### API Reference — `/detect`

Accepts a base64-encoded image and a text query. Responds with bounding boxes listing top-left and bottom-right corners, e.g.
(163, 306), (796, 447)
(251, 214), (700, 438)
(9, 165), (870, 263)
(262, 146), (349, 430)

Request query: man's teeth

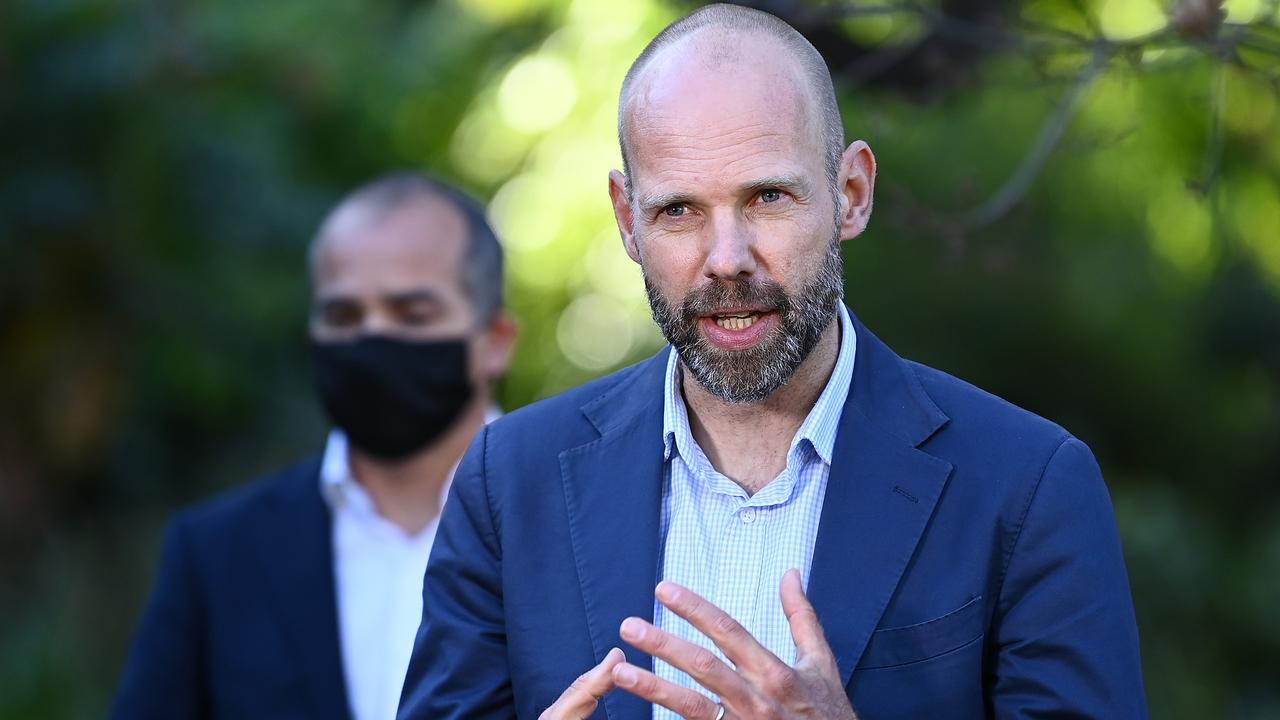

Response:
(714, 313), (759, 330)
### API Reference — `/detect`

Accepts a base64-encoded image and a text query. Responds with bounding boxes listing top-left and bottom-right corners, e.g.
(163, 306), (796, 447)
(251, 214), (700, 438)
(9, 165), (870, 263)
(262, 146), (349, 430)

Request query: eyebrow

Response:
(313, 295), (356, 313)
(638, 191), (697, 217)
(637, 174), (813, 216)
(383, 289), (443, 305)
(740, 174), (811, 198)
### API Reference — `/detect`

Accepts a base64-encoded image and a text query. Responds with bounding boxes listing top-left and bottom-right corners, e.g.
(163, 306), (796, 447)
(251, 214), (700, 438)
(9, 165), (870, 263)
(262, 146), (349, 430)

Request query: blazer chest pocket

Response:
(858, 595), (984, 670)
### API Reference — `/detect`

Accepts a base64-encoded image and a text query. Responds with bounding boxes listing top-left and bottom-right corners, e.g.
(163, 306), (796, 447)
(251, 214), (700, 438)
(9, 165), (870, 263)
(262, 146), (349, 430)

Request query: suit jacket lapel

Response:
(808, 313), (954, 684)
(561, 354), (668, 720)
(259, 461), (351, 719)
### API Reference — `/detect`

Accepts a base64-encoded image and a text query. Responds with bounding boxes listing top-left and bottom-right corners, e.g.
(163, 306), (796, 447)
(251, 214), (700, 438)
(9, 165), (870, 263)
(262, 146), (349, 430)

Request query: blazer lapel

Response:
(808, 314), (954, 684)
(259, 461), (351, 719)
(560, 354), (668, 720)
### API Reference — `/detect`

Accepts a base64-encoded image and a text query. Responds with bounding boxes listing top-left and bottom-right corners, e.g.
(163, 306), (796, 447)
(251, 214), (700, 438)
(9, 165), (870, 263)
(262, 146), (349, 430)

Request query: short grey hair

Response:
(310, 171), (505, 324)
(617, 3), (845, 194)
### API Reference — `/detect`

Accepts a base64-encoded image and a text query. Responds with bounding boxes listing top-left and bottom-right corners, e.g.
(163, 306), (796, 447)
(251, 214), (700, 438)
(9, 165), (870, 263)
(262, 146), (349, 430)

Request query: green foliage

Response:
(2, 0), (1278, 717)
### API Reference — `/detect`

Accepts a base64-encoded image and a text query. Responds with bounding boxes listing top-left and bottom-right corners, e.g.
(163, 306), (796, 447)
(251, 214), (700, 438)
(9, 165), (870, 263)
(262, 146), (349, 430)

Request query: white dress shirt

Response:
(320, 409), (498, 720)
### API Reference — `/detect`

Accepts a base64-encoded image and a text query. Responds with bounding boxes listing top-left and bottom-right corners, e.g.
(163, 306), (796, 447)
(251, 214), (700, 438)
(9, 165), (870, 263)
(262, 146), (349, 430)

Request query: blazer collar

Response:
(579, 352), (668, 437)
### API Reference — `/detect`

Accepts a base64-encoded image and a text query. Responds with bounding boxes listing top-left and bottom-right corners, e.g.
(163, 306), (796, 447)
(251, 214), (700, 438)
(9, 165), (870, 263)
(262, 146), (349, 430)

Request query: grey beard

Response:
(644, 241), (845, 404)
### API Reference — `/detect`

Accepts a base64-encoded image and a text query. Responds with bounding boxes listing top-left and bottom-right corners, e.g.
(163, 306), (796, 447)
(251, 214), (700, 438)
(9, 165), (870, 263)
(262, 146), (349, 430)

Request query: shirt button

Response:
(740, 507), (757, 524)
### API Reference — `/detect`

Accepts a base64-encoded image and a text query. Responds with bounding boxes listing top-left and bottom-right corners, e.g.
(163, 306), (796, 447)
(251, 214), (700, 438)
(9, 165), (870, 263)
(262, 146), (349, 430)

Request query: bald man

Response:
(112, 172), (516, 720)
(399, 6), (1146, 720)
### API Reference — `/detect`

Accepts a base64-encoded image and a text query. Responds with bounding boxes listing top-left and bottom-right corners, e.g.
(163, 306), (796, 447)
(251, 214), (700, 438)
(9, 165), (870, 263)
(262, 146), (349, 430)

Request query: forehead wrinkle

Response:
(634, 114), (796, 161)
(642, 130), (792, 166)
(636, 130), (802, 191)
(719, 151), (802, 181)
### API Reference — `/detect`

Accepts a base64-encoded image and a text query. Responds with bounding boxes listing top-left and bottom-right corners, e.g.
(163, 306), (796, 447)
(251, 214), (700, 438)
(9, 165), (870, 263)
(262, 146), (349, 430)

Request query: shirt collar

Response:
(320, 429), (367, 512)
(662, 303), (857, 467)
(320, 406), (502, 520)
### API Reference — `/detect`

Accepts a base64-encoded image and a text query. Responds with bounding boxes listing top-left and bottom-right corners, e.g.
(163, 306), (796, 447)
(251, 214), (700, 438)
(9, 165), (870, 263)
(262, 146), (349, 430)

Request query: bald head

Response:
(617, 4), (844, 194)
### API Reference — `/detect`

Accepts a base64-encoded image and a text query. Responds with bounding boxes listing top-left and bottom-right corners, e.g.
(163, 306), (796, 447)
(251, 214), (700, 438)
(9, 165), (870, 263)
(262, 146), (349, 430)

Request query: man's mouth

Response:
(693, 306), (780, 351)
(712, 311), (762, 331)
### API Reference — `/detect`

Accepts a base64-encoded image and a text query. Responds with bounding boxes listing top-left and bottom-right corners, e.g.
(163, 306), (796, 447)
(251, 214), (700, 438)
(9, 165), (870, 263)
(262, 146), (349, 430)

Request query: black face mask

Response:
(312, 336), (474, 462)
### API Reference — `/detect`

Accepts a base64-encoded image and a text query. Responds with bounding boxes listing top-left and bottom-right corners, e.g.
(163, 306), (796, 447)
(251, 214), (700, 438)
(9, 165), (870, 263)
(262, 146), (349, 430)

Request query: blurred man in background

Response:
(111, 172), (515, 720)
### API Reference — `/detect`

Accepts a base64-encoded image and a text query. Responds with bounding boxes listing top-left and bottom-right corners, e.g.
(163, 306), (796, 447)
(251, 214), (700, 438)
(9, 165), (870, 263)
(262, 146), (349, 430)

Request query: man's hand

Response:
(538, 647), (625, 720)
(610, 569), (858, 720)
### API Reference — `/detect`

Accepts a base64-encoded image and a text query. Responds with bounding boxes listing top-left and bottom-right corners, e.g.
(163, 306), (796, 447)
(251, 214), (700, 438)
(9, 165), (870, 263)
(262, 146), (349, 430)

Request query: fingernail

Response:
(620, 617), (645, 641)
(656, 582), (681, 603)
(615, 665), (637, 686)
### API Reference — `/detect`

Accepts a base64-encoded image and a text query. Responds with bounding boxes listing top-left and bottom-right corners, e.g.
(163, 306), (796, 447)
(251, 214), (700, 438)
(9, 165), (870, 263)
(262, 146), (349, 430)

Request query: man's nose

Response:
(360, 311), (398, 336)
(701, 210), (758, 281)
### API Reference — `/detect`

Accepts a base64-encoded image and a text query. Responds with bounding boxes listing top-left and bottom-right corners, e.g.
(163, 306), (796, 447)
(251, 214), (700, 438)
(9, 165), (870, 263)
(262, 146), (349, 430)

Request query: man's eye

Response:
(391, 299), (442, 326)
(321, 305), (361, 327)
(400, 308), (437, 326)
(760, 189), (782, 203)
(663, 204), (687, 218)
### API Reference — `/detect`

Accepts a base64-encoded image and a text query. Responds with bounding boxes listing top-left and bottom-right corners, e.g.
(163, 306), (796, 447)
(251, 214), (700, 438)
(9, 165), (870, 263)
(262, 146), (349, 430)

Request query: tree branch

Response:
(957, 47), (1109, 230)
(718, 0), (1280, 235)
(1189, 62), (1228, 195)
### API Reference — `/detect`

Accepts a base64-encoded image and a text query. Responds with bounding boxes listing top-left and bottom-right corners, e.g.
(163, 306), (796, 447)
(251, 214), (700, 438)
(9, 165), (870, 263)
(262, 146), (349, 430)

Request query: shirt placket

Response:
(655, 458), (710, 705)
(706, 479), (766, 667)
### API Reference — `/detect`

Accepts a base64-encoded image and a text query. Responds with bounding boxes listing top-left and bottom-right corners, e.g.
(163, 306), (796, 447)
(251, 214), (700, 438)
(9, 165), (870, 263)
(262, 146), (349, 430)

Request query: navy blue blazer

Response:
(112, 460), (352, 720)
(399, 312), (1147, 719)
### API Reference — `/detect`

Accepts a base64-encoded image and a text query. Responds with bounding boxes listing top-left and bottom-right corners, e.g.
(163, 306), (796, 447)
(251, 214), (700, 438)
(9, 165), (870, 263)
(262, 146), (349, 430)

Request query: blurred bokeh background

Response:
(2, 0), (1278, 717)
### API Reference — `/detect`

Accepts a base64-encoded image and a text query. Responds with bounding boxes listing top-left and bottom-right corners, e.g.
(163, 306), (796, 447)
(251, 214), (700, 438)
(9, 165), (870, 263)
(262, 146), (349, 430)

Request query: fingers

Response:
(539, 647), (624, 720)
(655, 581), (781, 674)
(612, 662), (724, 720)
(780, 569), (833, 665)
(619, 617), (752, 703)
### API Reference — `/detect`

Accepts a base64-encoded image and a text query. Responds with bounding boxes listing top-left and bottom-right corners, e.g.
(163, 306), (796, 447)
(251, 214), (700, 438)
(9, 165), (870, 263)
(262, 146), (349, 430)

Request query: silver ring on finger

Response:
(713, 705), (725, 720)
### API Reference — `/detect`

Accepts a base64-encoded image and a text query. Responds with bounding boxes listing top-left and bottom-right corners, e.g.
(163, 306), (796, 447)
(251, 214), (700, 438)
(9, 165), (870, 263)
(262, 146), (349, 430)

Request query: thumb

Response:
(540, 647), (624, 720)
(781, 569), (833, 663)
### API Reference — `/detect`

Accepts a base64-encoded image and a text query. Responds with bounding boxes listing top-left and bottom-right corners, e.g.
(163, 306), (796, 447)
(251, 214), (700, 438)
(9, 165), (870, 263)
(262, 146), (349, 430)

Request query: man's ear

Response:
(836, 140), (876, 241)
(479, 310), (518, 381)
(609, 169), (641, 264)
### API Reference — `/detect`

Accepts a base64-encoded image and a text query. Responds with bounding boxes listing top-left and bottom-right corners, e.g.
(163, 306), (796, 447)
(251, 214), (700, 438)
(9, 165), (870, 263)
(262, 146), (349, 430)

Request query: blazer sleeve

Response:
(398, 425), (514, 719)
(110, 516), (208, 720)
(989, 437), (1148, 718)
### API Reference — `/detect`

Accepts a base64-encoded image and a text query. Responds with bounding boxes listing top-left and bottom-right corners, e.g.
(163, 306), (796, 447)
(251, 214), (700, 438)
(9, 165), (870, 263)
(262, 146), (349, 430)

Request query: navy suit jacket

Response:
(399, 312), (1147, 719)
(112, 460), (352, 720)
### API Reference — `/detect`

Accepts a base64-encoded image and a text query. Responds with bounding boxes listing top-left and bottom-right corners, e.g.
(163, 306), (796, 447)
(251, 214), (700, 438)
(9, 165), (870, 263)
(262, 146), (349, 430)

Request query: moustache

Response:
(678, 279), (792, 321)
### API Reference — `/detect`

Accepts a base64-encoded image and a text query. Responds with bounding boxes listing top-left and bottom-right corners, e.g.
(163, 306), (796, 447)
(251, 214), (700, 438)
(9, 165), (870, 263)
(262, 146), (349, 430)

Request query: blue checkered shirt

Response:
(653, 304), (857, 718)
